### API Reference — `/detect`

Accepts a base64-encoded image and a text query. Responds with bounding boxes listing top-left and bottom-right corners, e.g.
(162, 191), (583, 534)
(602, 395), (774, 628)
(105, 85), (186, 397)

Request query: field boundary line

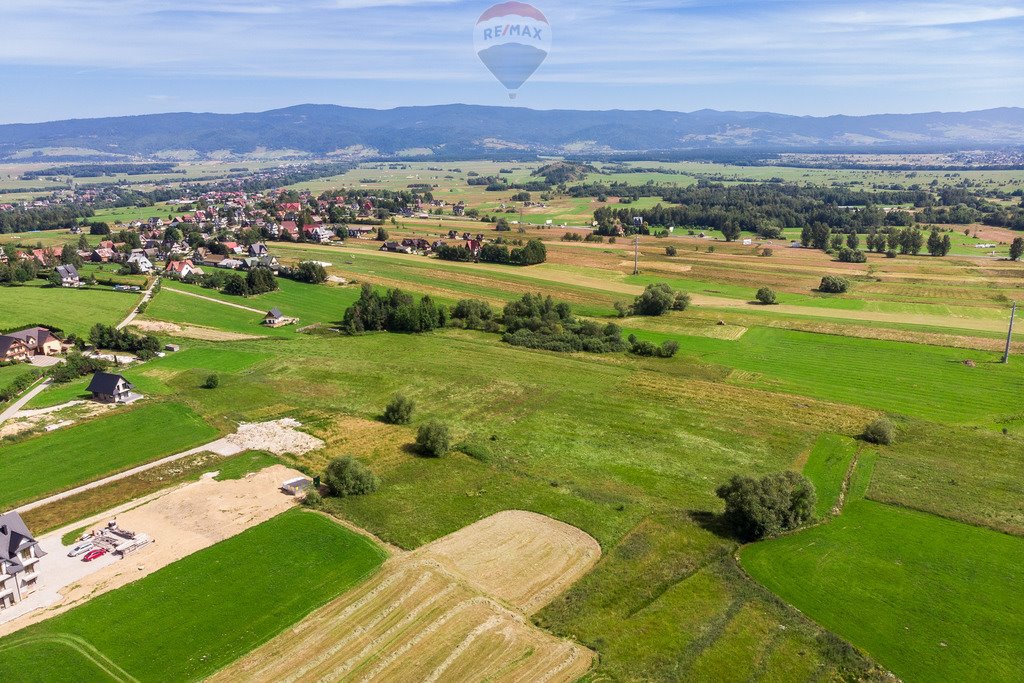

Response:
(161, 286), (265, 314)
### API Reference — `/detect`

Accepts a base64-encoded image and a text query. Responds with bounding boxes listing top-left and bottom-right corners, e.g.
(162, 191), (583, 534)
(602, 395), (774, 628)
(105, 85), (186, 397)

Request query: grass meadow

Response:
(0, 510), (386, 682)
(0, 401), (217, 510)
(741, 499), (1024, 682)
(0, 280), (140, 335)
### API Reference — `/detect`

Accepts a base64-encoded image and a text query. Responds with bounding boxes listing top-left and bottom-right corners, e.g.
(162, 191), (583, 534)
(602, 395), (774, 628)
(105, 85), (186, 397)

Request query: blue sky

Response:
(0, 0), (1022, 123)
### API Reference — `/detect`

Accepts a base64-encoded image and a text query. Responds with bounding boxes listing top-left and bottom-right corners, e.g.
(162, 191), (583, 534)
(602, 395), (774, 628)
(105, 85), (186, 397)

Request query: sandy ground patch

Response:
(212, 511), (600, 683)
(0, 465), (303, 637)
(418, 510), (601, 615)
(130, 319), (265, 341)
(0, 401), (114, 439)
(221, 418), (325, 455)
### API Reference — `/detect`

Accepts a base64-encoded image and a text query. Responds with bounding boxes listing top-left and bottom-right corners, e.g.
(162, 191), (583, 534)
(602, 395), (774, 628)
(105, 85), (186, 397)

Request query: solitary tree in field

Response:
(863, 417), (895, 445)
(1011, 237), (1024, 262)
(756, 287), (778, 305)
(383, 393), (415, 425)
(716, 472), (817, 540)
(324, 457), (379, 497)
(416, 421), (452, 457)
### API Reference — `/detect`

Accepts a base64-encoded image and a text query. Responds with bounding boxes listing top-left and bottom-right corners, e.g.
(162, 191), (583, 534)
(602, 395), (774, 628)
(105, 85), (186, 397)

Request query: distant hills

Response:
(1, 104), (1023, 162)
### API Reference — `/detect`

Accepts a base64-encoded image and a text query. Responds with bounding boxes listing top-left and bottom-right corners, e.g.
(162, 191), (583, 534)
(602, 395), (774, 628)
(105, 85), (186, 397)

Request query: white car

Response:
(67, 541), (95, 557)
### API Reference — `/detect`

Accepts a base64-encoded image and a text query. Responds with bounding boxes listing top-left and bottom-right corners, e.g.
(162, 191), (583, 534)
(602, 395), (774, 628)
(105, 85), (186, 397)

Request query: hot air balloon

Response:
(473, 2), (551, 100)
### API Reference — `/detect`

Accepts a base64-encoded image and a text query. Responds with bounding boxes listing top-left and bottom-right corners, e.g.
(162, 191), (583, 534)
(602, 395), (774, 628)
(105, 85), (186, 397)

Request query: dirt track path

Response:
(116, 277), (160, 331)
(162, 287), (265, 313)
(0, 379), (52, 425)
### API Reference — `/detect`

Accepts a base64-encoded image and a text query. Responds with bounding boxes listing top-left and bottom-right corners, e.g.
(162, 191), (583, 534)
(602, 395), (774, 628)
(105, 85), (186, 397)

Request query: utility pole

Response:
(1004, 301), (1017, 364)
(633, 235), (640, 275)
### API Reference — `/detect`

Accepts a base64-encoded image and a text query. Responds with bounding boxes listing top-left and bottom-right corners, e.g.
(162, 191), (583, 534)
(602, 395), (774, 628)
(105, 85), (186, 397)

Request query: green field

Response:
(0, 402), (217, 509)
(741, 499), (1024, 682)
(2, 157), (1023, 682)
(0, 510), (386, 682)
(0, 281), (140, 335)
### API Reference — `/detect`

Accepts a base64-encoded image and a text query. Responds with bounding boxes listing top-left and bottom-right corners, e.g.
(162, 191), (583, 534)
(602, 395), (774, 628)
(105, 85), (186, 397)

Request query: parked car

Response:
(82, 548), (108, 562)
(68, 541), (95, 557)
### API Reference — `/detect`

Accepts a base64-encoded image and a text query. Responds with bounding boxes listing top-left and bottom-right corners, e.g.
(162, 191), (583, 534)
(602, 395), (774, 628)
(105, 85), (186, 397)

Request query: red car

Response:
(82, 548), (108, 562)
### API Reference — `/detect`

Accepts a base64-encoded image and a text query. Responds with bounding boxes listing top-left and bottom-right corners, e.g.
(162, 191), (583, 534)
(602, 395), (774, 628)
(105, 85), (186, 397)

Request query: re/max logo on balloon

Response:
(480, 24), (544, 42)
(473, 2), (552, 100)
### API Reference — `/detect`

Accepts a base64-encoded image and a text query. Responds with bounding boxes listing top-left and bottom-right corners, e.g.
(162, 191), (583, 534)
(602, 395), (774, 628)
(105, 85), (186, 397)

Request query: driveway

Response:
(0, 379), (52, 425)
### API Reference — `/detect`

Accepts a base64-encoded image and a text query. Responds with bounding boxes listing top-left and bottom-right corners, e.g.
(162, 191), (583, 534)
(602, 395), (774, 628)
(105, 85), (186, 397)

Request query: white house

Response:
(0, 512), (46, 611)
(127, 253), (154, 273)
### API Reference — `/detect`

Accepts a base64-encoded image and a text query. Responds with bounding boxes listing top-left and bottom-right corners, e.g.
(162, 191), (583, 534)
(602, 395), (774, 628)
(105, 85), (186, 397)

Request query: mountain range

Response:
(1, 104), (1023, 162)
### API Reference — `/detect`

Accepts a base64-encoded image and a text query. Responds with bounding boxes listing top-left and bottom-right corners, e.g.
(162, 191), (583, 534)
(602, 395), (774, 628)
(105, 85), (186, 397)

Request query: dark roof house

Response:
(87, 372), (138, 404)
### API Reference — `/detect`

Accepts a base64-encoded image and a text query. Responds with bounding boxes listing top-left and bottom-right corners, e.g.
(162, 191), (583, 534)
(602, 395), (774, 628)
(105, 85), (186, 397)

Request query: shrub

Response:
(837, 247), (867, 263)
(631, 283), (691, 316)
(302, 487), (323, 508)
(324, 456), (379, 497)
(383, 393), (415, 425)
(202, 374), (220, 389)
(416, 420), (452, 457)
(818, 275), (851, 294)
(756, 287), (777, 305)
(665, 245), (678, 256)
(716, 471), (817, 540)
(864, 417), (895, 445)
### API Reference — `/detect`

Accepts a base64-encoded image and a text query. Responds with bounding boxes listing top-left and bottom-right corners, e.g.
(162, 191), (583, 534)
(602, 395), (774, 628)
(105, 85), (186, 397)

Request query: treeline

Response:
(436, 239), (547, 266)
(22, 163), (178, 179)
(88, 324), (161, 359)
(340, 287), (681, 359)
(0, 204), (95, 234)
(593, 182), (930, 238)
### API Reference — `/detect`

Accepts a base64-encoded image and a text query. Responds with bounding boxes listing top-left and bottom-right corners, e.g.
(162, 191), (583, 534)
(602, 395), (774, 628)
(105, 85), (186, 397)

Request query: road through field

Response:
(0, 379), (52, 425)
(288, 243), (1019, 335)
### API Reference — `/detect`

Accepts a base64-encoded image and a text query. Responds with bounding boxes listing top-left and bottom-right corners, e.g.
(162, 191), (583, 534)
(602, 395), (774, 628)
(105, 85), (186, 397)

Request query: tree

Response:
(818, 275), (850, 294)
(631, 283), (690, 316)
(246, 267), (277, 295)
(720, 223), (741, 242)
(416, 420), (452, 457)
(1010, 237), (1024, 262)
(294, 261), (327, 284)
(927, 229), (943, 256)
(495, 218), (512, 232)
(222, 273), (249, 297)
(756, 287), (777, 305)
(846, 232), (860, 250)
(383, 393), (415, 425)
(716, 471), (817, 540)
(202, 374), (220, 389)
(46, 270), (63, 287)
(941, 234), (952, 256)
(324, 456), (379, 497)
(863, 417), (895, 445)
(376, 227), (389, 241)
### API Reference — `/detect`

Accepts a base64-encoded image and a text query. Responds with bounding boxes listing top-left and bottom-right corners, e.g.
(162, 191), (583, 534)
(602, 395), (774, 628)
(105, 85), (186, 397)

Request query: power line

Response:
(1004, 301), (1017, 364)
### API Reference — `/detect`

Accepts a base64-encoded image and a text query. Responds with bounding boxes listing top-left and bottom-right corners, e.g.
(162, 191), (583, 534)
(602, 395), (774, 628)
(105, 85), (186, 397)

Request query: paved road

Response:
(162, 286), (265, 314)
(116, 276), (161, 330)
(13, 436), (242, 514)
(0, 378), (52, 424)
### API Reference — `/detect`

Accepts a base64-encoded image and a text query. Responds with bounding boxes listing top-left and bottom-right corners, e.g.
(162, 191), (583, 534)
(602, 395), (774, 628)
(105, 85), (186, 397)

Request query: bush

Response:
(863, 417), (895, 445)
(202, 374), (220, 389)
(383, 393), (415, 425)
(716, 471), (817, 540)
(631, 283), (691, 316)
(837, 247), (867, 263)
(324, 456), (379, 497)
(416, 420), (452, 457)
(818, 275), (851, 294)
(755, 287), (777, 305)
(665, 245), (678, 256)
(302, 487), (323, 508)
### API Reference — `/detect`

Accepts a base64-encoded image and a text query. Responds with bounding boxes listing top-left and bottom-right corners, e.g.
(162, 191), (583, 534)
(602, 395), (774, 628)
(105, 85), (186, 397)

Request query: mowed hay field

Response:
(0, 511), (385, 683)
(215, 511), (600, 683)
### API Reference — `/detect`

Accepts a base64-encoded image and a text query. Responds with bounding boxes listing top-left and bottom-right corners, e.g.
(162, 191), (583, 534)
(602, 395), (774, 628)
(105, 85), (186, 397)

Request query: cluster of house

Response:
(0, 327), (64, 363)
(0, 511), (45, 612)
(380, 231), (486, 257)
(162, 242), (281, 280)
